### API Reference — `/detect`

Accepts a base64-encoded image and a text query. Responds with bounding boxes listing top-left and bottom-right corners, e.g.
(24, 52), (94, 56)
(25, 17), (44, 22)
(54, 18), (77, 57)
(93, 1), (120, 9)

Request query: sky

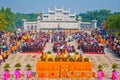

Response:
(0, 0), (120, 14)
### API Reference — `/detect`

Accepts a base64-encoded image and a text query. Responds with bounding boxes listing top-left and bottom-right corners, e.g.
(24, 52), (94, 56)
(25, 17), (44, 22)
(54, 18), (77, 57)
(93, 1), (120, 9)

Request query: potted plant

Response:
(97, 64), (104, 79)
(111, 63), (118, 79)
(14, 63), (22, 79)
(3, 63), (10, 79)
(84, 57), (89, 62)
(26, 64), (32, 78)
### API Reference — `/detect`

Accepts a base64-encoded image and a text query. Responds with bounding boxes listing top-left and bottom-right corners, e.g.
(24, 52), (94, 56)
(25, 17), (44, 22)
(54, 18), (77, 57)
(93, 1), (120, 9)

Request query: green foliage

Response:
(112, 63), (118, 70)
(106, 14), (120, 33)
(26, 64), (31, 70)
(14, 13), (38, 27)
(14, 63), (21, 68)
(98, 64), (103, 70)
(0, 7), (15, 32)
(26, 64), (31, 68)
(78, 9), (111, 27)
(0, 12), (8, 31)
(3, 63), (10, 69)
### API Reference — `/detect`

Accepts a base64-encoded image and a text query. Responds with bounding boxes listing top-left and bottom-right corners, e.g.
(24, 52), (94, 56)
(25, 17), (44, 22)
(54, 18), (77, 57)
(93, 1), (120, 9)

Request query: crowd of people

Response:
(0, 29), (120, 80)
(91, 29), (120, 56)
(0, 30), (50, 65)
(71, 31), (105, 54)
(52, 32), (76, 54)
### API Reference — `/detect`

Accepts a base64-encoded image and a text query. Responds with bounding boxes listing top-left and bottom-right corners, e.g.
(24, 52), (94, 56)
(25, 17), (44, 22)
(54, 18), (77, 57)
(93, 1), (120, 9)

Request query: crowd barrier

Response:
(36, 62), (93, 79)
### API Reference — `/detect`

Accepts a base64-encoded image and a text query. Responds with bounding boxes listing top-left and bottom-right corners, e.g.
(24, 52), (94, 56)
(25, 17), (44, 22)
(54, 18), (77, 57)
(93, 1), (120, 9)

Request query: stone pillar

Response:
(37, 16), (42, 31)
(22, 19), (27, 31)
(91, 20), (97, 29)
(77, 16), (82, 30)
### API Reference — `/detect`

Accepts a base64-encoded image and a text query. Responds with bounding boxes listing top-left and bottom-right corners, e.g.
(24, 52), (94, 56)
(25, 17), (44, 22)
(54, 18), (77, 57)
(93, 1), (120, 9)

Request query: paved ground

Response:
(0, 36), (120, 80)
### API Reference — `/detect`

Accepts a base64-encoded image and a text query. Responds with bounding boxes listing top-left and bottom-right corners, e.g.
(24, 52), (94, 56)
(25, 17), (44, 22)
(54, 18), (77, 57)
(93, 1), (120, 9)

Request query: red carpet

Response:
(84, 52), (104, 54)
(21, 52), (42, 54)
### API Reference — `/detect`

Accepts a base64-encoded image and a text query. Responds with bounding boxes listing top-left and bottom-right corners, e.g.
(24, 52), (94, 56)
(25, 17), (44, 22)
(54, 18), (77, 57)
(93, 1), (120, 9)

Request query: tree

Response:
(0, 12), (8, 31)
(0, 7), (15, 32)
(78, 9), (111, 27)
(106, 14), (120, 33)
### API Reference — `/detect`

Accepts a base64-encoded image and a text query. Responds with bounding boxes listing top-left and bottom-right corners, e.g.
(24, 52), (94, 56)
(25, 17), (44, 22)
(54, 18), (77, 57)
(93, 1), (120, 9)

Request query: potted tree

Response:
(3, 63), (10, 79)
(97, 64), (104, 80)
(14, 63), (22, 79)
(111, 63), (118, 80)
(26, 64), (32, 78)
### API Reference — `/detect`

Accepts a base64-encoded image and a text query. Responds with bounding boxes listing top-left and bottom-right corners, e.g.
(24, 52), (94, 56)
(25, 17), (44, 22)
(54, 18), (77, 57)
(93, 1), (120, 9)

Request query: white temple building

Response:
(22, 7), (97, 31)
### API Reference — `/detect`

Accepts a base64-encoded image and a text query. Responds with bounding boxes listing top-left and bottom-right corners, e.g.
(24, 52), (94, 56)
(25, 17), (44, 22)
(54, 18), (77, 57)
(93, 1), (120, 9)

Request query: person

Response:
(112, 70), (118, 80)
(0, 54), (3, 65)
(97, 70), (104, 80)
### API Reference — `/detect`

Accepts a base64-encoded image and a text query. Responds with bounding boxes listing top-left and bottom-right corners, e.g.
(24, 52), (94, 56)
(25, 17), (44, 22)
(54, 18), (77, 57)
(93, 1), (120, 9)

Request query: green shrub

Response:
(112, 63), (118, 70)
(98, 64), (103, 70)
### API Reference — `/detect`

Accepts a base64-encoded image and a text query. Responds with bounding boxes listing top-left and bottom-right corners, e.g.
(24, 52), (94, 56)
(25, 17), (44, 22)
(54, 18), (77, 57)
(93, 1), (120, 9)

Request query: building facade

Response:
(22, 7), (97, 31)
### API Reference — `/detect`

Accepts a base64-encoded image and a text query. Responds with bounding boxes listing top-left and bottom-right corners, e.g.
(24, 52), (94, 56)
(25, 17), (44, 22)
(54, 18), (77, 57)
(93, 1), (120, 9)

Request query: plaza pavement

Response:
(0, 37), (120, 80)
